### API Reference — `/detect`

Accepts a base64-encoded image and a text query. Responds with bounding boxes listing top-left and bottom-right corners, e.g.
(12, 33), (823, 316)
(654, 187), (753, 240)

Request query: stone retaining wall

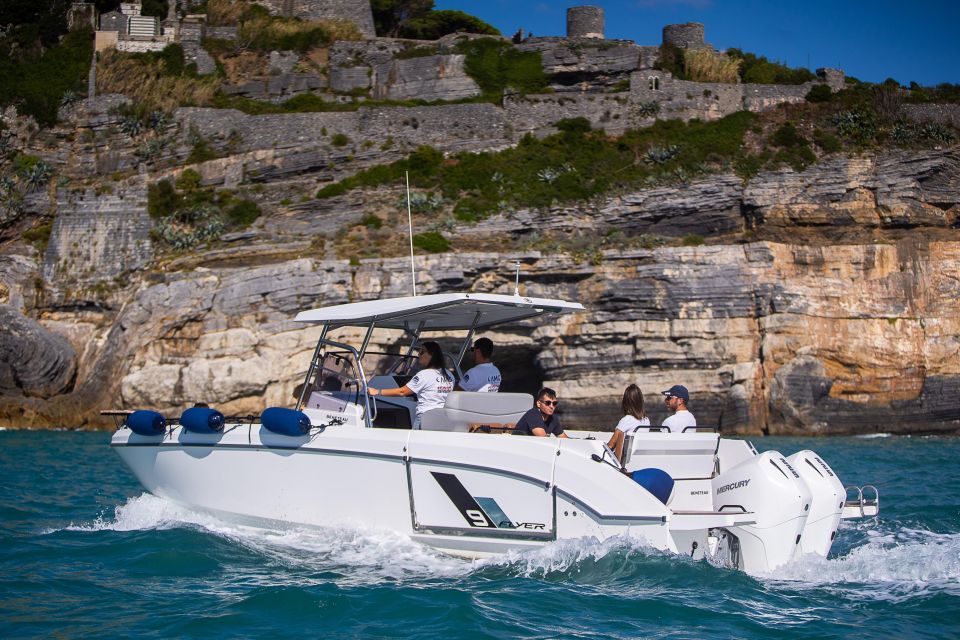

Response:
(42, 187), (153, 289)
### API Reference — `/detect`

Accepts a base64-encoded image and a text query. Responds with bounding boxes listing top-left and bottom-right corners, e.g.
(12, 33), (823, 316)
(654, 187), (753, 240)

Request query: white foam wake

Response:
(761, 526), (960, 600)
(60, 495), (960, 596)
(62, 494), (472, 583)
(854, 432), (892, 439)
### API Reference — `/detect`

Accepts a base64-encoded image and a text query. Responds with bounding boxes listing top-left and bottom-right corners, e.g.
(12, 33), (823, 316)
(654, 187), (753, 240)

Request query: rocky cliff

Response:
(2, 141), (958, 434)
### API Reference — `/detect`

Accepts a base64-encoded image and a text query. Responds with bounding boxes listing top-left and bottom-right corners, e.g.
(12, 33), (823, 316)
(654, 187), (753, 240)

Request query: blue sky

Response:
(434, 1), (960, 86)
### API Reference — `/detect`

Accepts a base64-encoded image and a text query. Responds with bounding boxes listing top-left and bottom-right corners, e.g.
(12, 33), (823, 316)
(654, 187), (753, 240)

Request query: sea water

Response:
(1, 430), (958, 639)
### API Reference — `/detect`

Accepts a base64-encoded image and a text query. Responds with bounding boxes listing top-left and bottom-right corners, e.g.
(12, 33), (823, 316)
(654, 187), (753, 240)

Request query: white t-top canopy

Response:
(294, 293), (585, 331)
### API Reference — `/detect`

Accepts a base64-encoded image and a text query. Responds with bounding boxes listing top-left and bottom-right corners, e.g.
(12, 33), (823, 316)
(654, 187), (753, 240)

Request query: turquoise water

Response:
(1, 430), (958, 639)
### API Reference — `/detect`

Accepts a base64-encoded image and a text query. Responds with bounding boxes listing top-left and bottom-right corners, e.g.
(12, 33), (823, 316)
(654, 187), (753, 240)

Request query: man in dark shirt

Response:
(514, 387), (568, 437)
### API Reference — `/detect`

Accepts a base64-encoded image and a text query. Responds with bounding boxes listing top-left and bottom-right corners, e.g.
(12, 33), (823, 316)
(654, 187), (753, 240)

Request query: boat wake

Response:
(758, 522), (960, 600)
(59, 493), (960, 599)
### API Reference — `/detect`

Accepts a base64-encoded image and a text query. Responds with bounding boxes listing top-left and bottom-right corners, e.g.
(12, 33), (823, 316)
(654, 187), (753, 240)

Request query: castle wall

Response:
(43, 187), (153, 289)
(504, 94), (635, 136)
(903, 104), (960, 129)
(741, 83), (809, 112)
(173, 103), (509, 186)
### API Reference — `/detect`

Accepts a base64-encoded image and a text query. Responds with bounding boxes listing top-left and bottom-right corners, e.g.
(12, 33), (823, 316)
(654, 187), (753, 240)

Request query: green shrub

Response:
(806, 84), (833, 103)
(905, 82), (960, 104)
(453, 196), (494, 221)
(316, 182), (350, 198)
(148, 180), (179, 218)
(726, 48), (815, 85)
(187, 135), (218, 163)
(771, 122), (807, 148)
(0, 28), (94, 127)
(813, 129), (842, 153)
(225, 199), (261, 227)
(21, 222), (52, 253)
(318, 113), (761, 211)
(359, 213), (383, 229)
(555, 117), (592, 136)
(682, 234), (705, 247)
(175, 169), (203, 192)
(330, 133), (350, 147)
(653, 43), (687, 80)
(457, 37), (548, 98)
(400, 10), (499, 40)
(413, 231), (450, 253)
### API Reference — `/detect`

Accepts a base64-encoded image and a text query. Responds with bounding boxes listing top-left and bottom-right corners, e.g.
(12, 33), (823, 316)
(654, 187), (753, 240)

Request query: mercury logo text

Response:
(716, 479), (751, 494)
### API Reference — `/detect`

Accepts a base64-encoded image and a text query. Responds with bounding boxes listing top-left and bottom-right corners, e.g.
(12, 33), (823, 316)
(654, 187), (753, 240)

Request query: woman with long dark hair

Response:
(606, 384), (651, 461)
(368, 341), (454, 428)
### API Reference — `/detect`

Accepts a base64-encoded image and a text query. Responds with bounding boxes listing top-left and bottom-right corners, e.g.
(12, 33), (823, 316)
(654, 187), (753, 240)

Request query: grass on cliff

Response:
(98, 46), (219, 113)
(317, 112), (760, 216)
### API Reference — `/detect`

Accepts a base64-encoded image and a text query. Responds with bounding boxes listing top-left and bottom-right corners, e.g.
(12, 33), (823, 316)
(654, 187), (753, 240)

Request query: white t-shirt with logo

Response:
(615, 415), (652, 433)
(459, 362), (501, 392)
(662, 410), (696, 433)
(407, 368), (454, 417)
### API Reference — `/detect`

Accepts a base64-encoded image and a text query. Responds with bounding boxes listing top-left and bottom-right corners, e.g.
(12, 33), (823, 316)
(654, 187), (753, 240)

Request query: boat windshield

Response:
(299, 350), (363, 413)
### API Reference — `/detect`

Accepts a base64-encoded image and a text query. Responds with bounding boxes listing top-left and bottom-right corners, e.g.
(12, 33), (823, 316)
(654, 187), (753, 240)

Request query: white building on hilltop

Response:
(94, 0), (175, 53)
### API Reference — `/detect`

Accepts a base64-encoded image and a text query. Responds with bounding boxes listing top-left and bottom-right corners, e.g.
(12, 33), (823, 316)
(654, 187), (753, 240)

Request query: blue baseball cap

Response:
(662, 385), (689, 401)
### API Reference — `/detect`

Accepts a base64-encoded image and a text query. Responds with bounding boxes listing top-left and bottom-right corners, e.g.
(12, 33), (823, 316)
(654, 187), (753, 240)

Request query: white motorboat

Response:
(110, 292), (879, 573)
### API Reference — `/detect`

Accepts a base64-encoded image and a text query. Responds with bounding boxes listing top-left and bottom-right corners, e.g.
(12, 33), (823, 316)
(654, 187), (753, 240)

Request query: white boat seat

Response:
(625, 432), (720, 480)
(419, 392), (534, 432)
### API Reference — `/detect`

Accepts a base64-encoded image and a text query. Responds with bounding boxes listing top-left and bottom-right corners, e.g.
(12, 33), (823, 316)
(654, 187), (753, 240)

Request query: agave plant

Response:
(136, 138), (165, 161)
(536, 164), (575, 184)
(398, 191), (444, 213)
(119, 114), (144, 137)
(644, 145), (680, 165)
(636, 101), (661, 117)
(60, 91), (81, 107)
(22, 160), (53, 191)
(148, 111), (170, 134)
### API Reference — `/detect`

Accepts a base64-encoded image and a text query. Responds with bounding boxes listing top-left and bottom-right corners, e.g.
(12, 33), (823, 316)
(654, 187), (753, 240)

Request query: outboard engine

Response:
(711, 450), (812, 573)
(786, 450), (845, 557)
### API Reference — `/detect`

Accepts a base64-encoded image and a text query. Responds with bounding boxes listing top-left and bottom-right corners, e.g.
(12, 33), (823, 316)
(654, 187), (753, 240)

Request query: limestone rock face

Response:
(373, 54), (480, 102)
(0, 305), (77, 398)
(2, 240), (958, 435)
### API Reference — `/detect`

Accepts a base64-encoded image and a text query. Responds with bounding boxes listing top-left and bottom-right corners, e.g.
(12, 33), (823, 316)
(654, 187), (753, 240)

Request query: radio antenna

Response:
(406, 171), (416, 296)
(514, 260), (521, 296)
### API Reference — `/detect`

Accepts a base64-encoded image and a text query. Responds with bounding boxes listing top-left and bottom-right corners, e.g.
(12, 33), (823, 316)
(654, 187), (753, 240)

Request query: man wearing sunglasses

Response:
(513, 387), (568, 437)
(661, 384), (696, 432)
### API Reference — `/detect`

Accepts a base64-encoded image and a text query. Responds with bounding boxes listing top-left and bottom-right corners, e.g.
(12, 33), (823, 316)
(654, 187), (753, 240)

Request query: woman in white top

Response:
(368, 341), (454, 428)
(606, 384), (650, 462)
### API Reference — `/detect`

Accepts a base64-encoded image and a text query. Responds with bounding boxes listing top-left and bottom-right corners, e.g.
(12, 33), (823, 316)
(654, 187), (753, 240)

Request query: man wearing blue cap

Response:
(661, 384), (696, 432)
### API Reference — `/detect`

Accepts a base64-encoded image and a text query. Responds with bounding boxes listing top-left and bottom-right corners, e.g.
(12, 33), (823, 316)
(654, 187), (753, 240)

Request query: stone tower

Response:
(662, 22), (706, 49)
(567, 6), (604, 39)
(253, 1), (375, 38)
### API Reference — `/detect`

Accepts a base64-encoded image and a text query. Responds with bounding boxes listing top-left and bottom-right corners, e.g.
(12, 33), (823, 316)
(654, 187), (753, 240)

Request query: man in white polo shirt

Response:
(456, 337), (501, 392)
(661, 384), (696, 432)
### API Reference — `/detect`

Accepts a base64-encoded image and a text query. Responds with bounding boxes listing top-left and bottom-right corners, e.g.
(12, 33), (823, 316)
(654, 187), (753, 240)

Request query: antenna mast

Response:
(406, 171), (416, 296)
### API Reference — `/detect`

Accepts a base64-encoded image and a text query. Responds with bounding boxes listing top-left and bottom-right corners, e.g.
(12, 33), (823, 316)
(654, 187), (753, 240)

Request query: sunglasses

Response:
(539, 399), (559, 407)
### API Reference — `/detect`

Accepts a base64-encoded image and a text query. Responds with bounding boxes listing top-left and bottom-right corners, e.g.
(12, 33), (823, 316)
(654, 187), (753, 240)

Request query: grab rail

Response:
(313, 338), (376, 427)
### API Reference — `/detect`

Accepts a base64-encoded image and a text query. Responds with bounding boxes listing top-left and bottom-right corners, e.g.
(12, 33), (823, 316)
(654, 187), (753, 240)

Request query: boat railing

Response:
(301, 338), (376, 427)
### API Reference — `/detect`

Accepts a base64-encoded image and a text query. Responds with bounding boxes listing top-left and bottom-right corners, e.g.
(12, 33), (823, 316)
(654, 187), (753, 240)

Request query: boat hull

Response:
(112, 424), (680, 558)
